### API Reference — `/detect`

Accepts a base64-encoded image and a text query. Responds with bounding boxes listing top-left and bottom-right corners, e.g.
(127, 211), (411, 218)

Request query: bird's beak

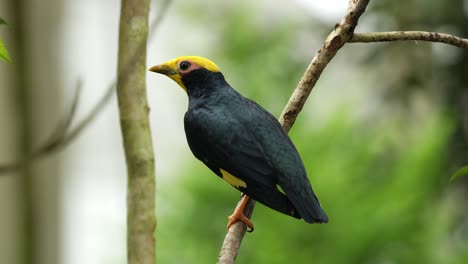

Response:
(148, 64), (177, 76)
(148, 60), (187, 92)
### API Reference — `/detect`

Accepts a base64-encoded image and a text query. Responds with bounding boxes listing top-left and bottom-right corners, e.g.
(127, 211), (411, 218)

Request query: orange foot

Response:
(227, 195), (254, 232)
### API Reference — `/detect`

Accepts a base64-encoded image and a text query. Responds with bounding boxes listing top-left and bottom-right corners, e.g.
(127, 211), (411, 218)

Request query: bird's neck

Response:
(187, 84), (232, 112)
(184, 71), (231, 101)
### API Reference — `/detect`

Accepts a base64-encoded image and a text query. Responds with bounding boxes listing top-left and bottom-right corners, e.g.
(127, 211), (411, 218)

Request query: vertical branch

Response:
(116, 0), (155, 264)
(10, 0), (35, 263)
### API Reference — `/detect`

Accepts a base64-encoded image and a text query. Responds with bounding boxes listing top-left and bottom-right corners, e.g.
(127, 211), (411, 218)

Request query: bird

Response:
(149, 56), (328, 231)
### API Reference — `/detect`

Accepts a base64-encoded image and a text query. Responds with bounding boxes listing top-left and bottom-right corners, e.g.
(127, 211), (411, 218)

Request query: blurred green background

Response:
(0, 0), (467, 264)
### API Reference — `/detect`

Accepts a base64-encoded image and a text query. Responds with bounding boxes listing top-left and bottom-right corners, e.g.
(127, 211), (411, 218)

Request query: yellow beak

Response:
(148, 64), (177, 76)
(148, 62), (187, 92)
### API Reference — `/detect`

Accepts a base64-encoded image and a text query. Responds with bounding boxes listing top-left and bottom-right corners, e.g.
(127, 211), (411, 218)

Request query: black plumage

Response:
(181, 68), (328, 224)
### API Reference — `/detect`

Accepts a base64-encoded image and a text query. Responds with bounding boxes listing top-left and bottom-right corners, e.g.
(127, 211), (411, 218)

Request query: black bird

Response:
(149, 56), (328, 230)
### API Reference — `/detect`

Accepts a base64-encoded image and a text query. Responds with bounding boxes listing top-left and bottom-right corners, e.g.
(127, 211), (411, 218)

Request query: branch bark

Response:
(11, 0), (35, 263)
(116, 0), (155, 263)
(350, 31), (468, 48)
(218, 198), (256, 264)
(217, 0), (371, 263)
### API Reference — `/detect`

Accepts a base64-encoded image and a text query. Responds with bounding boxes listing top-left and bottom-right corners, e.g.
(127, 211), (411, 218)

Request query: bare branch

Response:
(349, 31), (468, 48)
(0, 80), (83, 173)
(117, 0), (155, 262)
(33, 79), (83, 155)
(279, 0), (370, 131)
(218, 0), (371, 263)
(217, 198), (256, 264)
(0, 0), (172, 175)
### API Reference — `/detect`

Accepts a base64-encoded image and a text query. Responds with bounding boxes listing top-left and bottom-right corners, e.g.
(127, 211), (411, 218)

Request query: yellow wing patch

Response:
(220, 169), (247, 188)
(276, 184), (286, 195)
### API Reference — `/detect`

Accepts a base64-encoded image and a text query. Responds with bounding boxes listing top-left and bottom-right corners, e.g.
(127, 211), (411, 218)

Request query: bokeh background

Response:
(0, 0), (467, 263)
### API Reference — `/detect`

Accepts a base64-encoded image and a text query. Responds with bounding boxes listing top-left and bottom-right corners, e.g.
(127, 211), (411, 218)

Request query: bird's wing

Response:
(184, 107), (302, 218)
(184, 106), (276, 186)
(241, 99), (329, 223)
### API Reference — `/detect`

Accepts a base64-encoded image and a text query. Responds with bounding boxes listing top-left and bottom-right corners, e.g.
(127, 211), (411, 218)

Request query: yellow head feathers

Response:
(148, 56), (221, 92)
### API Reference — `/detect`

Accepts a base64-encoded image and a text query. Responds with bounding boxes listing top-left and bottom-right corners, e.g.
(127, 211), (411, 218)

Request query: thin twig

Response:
(350, 31), (468, 48)
(0, 0), (172, 175)
(0, 80), (83, 173)
(33, 79), (83, 155)
(217, 0), (371, 263)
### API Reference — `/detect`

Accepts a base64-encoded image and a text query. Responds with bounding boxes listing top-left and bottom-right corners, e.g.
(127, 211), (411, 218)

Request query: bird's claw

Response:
(227, 211), (254, 232)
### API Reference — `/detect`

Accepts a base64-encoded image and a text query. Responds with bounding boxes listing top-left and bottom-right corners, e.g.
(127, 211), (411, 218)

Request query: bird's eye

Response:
(179, 61), (191, 71)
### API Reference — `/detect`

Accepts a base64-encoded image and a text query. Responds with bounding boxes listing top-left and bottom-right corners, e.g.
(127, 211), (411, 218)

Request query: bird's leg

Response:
(227, 194), (254, 232)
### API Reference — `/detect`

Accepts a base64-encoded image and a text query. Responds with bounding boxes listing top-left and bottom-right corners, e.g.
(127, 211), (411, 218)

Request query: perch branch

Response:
(350, 31), (468, 48)
(217, 0), (371, 263)
(217, 197), (256, 264)
(219, 0), (468, 263)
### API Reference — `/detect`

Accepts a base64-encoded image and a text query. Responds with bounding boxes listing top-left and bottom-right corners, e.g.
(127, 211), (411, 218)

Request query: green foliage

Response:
(158, 112), (466, 264)
(210, 8), (307, 112)
(0, 38), (11, 63)
(0, 17), (11, 63)
(450, 165), (468, 182)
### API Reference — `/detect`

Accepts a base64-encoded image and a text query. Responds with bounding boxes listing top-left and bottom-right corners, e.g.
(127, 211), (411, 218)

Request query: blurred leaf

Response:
(0, 18), (6, 25)
(0, 37), (11, 63)
(449, 165), (468, 182)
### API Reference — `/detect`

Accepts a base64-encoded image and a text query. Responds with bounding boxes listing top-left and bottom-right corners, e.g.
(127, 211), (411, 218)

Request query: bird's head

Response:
(148, 56), (222, 93)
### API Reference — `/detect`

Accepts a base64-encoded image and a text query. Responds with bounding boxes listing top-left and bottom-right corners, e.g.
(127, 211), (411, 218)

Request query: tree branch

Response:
(217, 0), (371, 263)
(279, 0), (370, 132)
(117, 0), (156, 263)
(218, 11), (468, 262)
(349, 31), (468, 48)
(217, 198), (256, 264)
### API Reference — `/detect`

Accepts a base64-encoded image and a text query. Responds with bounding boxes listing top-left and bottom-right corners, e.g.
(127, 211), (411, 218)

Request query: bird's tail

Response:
(287, 186), (329, 224)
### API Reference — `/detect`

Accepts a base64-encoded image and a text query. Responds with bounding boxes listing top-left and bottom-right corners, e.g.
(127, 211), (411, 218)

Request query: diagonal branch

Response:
(279, 0), (370, 132)
(217, 0), (371, 263)
(0, 80), (83, 173)
(218, 9), (468, 261)
(349, 31), (468, 48)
